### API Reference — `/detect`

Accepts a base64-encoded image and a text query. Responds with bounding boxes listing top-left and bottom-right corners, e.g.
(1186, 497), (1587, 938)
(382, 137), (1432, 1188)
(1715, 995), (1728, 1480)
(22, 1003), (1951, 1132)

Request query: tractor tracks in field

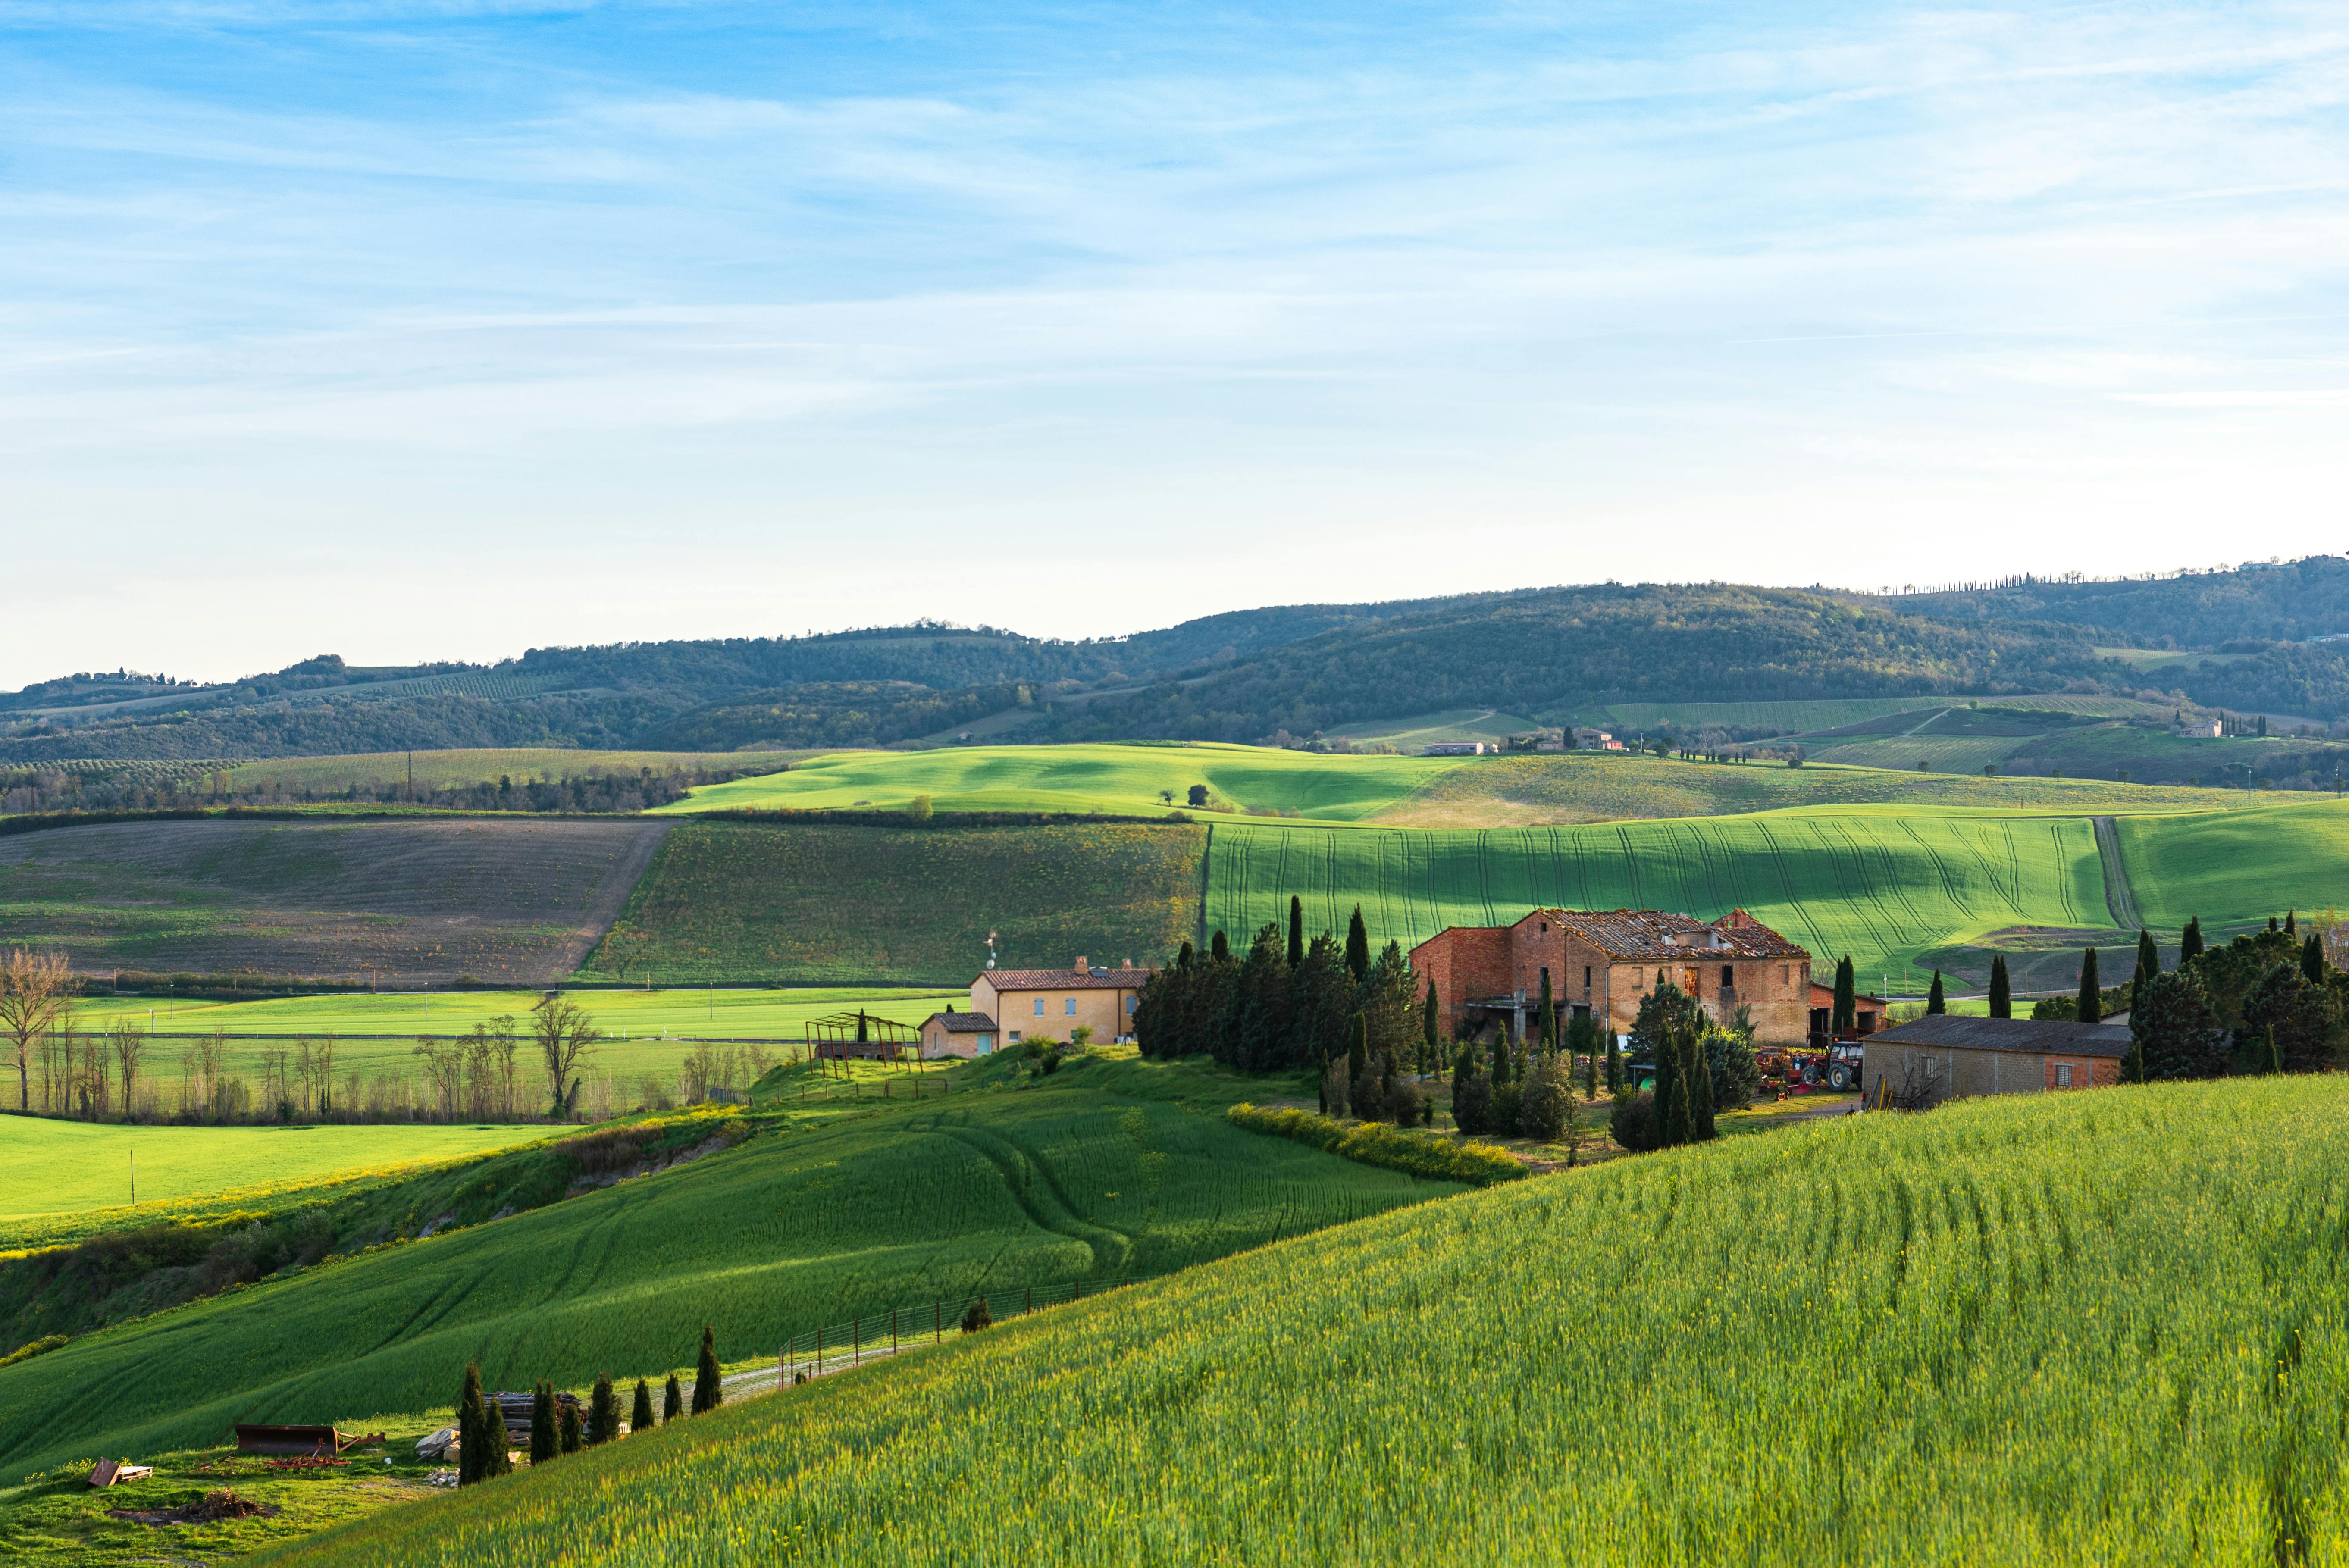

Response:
(2091, 817), (2143, 930)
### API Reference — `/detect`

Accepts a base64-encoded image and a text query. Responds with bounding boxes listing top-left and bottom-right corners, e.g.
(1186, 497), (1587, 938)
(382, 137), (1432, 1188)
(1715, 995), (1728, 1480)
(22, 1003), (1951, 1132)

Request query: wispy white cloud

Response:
(1, 0), (2346, 682)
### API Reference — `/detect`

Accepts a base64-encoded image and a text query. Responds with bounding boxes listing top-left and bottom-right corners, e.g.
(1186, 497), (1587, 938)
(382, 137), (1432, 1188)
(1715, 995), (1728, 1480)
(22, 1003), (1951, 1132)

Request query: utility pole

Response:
(130, 1148), (136, 1205)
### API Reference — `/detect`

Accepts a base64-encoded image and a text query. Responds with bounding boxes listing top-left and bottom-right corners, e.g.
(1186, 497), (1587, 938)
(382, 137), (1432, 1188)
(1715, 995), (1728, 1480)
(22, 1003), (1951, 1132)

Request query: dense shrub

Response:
(962, 1298), (993, 1333)
(1518, 1056), (1574, 1143)
(1227, 1104), (1523, 1186)
(1610, 1092), (1660, 1153)
(1451, 1073), (1493, 1136)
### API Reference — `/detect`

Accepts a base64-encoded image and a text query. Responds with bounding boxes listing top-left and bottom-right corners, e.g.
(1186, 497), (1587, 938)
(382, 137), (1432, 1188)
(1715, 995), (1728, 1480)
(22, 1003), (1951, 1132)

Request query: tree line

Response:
(453, 1324), (728, 1487)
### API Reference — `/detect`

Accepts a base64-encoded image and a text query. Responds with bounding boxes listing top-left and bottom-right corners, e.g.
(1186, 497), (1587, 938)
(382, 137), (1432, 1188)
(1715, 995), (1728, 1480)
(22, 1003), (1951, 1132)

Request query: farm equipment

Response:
(1756, 1043), (1865, 1094)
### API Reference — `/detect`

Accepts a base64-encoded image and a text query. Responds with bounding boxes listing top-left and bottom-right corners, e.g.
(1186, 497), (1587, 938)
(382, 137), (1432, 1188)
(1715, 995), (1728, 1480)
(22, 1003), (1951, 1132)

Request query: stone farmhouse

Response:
(919, 956), (1150, 1058)
(1409, 908), (1812, 1045)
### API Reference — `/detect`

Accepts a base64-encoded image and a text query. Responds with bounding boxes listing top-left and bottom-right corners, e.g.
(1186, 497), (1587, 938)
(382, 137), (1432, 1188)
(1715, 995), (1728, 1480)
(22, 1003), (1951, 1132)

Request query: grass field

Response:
(1320, 709), (1543, 748)
(1590, 693), (2170, 732)
(0, 1052), (1456, 1485)
(1209, 809), (2111, 993)
(0, 817), (664, 985)
(1371, 750), (2259, 827)
(220, 749), (800, 795)
(53, 986), (963, 1106)
(579, 820), (1207, 983)
(0, 1117), (546, 1226)
(662, 742), (1457, 820)
(2112, 798), (2349, 933)
(269, 1075), (2349, 1566)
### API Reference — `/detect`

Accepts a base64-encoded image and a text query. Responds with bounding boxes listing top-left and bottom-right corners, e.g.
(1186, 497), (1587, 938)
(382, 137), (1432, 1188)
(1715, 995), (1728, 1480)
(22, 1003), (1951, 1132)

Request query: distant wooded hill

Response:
(5, 561), (2345, 762)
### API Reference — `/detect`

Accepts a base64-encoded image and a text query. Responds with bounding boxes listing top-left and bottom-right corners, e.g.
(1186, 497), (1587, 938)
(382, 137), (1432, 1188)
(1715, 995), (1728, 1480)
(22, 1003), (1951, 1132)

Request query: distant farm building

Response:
(1866, 1016), (2130, 1106)
(917, 1010), (999, 1058)
(1409, 909), (1811, 1045)
(1422, 741), (1490, 756)
(1809, 980), (1887, 1046)
(971, 957), (1149, 1046)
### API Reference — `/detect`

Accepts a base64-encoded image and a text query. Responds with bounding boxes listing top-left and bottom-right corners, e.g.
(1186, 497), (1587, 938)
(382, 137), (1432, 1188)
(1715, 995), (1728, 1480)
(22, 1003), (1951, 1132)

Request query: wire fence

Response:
(728, 1272), (1175, 1393)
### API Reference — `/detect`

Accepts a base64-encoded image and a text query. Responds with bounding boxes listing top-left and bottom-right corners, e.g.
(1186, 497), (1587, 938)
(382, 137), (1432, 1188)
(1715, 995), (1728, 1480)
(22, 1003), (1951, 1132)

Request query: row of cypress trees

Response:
(1133, 899), (1425, 1072)
(453, 1324), (729, 1487)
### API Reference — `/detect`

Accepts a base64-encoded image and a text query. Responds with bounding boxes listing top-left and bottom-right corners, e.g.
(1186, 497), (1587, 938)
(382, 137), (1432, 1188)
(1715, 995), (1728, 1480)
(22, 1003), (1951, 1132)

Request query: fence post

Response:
(935, 1301), (942, 1343)
(853, 1318), (860, 1365)
(1025, 1284), (1032, 1316)
(1075, 1278), (1083, 1302)
(891, 1307), (898, 1356)
(814, 1323), (821, 1374)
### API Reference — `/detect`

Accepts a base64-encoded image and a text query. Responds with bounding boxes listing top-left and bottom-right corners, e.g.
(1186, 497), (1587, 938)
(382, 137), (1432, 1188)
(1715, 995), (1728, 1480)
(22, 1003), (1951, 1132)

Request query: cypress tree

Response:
(662, 1372), (683, 1424)
(1422, 980), (1440, 1072)
(2303, 933), (2327, 985)
(630, 1378), (655, 1436)
(558, 1399), (583, 1455)
(1176, 940), (1193, 971)
(457, 1363), (493, 1486)
(1832, 957), (1856, 1036)
(1660, 1035), (1693, 1148)
(1689, 1028), (1716, 1140)
(1604, 1026), (1623, 1096)
(1488, 1027), (1510, 1088)
(1345, 907), (1371, 984)
(692, 1324), (723, 1414)
(2180, 917), (2205, 965)
(2133, 928), (2159, 1008)
(2285, 909), (2297, 936)
(2269, 916), (2280, 933)
(588, 1374), (619, 1446)
(477, 1387), (513, 1479)
(1287, 896), (1305, 968)
(1347, 1012), (1369, 1089)
(1926, 971), (1946, 1014)
(2076, 947), (2102, 1023)
(1988, 954), (2011, 1018)
(1538, 970), (1555, 1052)
(1210, 928), (1230, 961)
(530, 1381), (557, 1465)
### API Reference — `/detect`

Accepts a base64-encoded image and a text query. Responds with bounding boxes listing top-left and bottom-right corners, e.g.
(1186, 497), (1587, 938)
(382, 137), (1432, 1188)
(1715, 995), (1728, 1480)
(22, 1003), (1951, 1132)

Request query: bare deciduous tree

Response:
(0, 949), (73, 1111)
(532, 998), (599, 1119)
(110, 1018), (146, 1120)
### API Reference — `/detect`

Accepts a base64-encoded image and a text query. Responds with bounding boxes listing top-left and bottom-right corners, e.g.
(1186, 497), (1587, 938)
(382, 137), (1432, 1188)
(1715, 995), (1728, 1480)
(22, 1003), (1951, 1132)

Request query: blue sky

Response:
(2, 0), (2345, 685)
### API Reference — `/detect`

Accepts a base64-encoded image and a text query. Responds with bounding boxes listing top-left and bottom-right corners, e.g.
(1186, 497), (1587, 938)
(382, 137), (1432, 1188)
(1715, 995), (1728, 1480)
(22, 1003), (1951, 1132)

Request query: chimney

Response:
(1121, 958), (1133, 969)
(1072, 956), (1087, 973)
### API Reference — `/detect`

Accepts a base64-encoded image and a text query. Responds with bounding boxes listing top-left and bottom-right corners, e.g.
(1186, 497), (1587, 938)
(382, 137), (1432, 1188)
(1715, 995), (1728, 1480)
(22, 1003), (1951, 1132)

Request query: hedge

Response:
(1227, 1104), (1526, 1187)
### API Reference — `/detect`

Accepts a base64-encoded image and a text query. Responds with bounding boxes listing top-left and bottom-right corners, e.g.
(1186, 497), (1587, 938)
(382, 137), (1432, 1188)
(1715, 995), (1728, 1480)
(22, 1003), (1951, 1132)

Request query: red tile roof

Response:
(977, 968), (1150, 991)
(922, 1011), (999, 1032)
(1526, 908), (1809, 962)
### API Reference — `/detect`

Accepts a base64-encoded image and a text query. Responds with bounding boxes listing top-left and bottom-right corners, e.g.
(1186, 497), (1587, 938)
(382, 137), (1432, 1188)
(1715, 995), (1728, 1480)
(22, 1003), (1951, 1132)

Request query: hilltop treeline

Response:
(8, 561), (2347, 764)
(0, 760), (756, 816)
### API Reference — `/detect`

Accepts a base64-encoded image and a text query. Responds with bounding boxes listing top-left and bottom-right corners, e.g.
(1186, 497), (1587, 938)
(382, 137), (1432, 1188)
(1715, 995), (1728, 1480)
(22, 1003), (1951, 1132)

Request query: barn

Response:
(1865, 1015), (2130, 1107)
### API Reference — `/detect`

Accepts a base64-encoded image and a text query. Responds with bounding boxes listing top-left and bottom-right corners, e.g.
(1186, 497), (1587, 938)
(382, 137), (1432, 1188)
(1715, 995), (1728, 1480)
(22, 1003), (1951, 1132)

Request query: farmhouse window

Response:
(1065, 998), (1077, 1016)
(2056, 1063), (2074, 1087)
(1034, 999), (1046, 1016)
(1540, 966), (1550, 991)
(1126, 996), (1137, 1014)
(1009, 1031), (1021, 1043)
(1721, 966), (1734, 989)
(1583, 967), (1591, 989)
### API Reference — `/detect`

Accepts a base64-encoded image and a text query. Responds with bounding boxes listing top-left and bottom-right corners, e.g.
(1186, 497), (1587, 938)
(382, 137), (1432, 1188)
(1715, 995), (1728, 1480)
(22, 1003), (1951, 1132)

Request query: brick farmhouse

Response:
(919, 956), (1149, 1058)
(1409, 908), (1812, 1045)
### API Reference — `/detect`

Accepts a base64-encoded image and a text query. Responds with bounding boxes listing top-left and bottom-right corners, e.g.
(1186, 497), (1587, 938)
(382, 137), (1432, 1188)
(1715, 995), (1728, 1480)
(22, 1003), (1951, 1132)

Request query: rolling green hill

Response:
(0, 1052), (1452, 1483)
(0, 1119), (547, 1233)
(578, 820), (1208, 984)
(1207, 810), (2111, 992)
(2113, 798), (2349, 933)
(0, 817), (665, 986)
(270, 1076), (2349, 1566)
(661, 742), (1454, 820)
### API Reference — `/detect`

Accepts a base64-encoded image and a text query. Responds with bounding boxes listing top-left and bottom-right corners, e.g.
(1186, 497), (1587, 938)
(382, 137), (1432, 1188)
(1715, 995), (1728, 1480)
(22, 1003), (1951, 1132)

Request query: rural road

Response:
(2091, 816), (2143, 930)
